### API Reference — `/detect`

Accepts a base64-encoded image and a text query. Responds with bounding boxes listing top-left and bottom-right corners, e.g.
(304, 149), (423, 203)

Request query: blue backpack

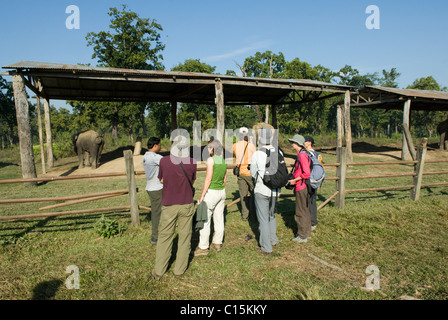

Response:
(307, 150), (326, 189)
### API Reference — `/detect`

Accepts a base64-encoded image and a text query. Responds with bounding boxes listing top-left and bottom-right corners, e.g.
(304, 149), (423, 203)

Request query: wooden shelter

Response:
(2, 61), (353, 184)
(352, 86), (448, 160)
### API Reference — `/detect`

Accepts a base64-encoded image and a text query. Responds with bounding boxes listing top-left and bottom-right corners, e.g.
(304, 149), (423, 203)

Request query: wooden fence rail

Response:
(1, 145), (447, 223)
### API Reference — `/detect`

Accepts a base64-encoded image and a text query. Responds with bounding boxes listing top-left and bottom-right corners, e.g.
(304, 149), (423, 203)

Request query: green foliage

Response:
(86, 4), (165, 70)
(0, 76), (17, 148)
(94, 214), (127, 239)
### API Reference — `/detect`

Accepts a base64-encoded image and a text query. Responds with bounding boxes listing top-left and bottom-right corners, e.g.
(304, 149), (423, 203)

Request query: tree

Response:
(86, 4), (165, 71)
(407, 76), (447, 137)
(377, 68), (402, 137)
(170, 59), (217, 134)
(244, 51), (286, 124)
(0, 76), (16, 148)
(85, 5), (165, 139)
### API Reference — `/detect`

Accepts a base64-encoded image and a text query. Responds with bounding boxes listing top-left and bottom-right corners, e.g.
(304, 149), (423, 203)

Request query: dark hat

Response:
(304, 135), (314, 144)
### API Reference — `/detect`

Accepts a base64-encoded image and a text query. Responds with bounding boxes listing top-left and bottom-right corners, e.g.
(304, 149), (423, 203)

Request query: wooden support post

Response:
(12, 74), (37, 187)
(43, 98), (54, 168)
(215, 79), (225, 142)
(337, 104), (344, 148)
(171, 101), (178, 131)
(335, 147), (347, 210)
(124, 150), (140, 226)
(134, 137), (142, 156)
(410, 138), (427, 201)
(36, 96), (46, 174)
(402, 123), (416, 160)
(402, 98), (411, 161)
(271, 104), (278, 129)
(344, 91), (353, 163)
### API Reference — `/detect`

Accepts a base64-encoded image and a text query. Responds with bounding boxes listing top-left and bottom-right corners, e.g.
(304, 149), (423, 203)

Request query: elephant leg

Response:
(441, 132), (446, 150)
(91, 152), (98, 169)
(78, 150), (84, 168)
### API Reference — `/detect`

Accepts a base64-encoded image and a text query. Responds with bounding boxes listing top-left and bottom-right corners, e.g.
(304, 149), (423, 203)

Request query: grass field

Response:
(1, 140), (447, 300)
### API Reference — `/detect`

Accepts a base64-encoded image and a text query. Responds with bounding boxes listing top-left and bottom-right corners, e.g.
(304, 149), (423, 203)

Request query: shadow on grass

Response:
(31, 279), (63, 300)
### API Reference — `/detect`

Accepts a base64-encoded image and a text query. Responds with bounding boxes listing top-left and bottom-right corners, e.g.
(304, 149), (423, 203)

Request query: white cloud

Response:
(202, 40), (273, 63)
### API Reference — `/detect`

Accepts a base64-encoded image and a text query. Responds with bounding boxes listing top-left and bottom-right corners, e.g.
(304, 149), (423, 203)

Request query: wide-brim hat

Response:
(288, 134), (305, 147)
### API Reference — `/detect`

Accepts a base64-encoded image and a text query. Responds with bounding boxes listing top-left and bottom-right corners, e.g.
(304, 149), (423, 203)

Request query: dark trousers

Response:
(295, 188), (311, 239)
(308, 188), (318, 227)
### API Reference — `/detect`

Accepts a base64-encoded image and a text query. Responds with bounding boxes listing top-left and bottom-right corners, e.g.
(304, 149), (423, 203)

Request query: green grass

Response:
(1, 142), (448, 300)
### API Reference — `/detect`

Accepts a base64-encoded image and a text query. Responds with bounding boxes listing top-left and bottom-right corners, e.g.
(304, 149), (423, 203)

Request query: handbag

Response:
(234, 141), (249, 177)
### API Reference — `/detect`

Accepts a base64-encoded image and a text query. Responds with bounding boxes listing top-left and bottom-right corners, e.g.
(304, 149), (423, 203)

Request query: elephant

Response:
(437, 118), (448, 151)
(73, 130), (105, 169)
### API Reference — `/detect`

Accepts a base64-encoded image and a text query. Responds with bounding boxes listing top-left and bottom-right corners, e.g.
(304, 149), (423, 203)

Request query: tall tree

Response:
(86, 4), (165, 70)
(244, 51), (286, 123)
(170, 59), (217, 134)
(407, 76), (446, 137)
(85, 5), (165, 139)
(0, 76), (16, 147)
(379, 68), (401, 137)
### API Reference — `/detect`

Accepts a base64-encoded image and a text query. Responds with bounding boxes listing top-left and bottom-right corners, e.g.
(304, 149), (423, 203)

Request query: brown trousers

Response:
(295, 188), (311, 239)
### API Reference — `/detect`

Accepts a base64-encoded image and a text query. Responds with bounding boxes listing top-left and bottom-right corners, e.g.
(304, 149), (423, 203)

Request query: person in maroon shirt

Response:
(152, 136), (197, 280)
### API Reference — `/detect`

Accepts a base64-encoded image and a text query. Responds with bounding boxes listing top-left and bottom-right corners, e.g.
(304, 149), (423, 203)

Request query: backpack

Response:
(307, 150), (326, 189)
(262, 148), (289, 189)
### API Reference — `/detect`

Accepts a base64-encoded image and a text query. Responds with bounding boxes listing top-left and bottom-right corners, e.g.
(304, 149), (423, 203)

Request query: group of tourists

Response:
(143, 126), (322, 280)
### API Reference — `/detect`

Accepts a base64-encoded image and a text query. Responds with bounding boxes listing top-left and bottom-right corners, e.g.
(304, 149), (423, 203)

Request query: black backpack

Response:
(262, 148), (289, 189)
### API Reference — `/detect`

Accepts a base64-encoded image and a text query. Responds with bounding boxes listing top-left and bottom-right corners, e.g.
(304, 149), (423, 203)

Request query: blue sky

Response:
(1, 0), (447, 109)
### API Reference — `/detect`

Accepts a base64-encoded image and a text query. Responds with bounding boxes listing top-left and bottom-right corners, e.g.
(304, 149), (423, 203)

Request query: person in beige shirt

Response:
(232, 127), (256, 221)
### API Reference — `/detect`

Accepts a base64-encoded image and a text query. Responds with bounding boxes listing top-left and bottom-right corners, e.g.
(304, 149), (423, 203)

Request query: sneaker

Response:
(194, 248), (209, 256)
(152, 269), (162, 281)
(292, 236), (308, 243)
(211, 243), (222, 252)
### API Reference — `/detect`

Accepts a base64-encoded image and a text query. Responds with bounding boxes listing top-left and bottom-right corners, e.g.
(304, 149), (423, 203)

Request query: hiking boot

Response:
(211, 243), (222, 252)
(194, 248), (209, 256)
(292, 235), (308, 243)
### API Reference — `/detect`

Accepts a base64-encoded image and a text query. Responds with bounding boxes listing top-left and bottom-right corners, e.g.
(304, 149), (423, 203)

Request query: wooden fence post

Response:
(124, 150), (140, 226)
(335, 147), (347, 209)
(410, 138), (427, 201)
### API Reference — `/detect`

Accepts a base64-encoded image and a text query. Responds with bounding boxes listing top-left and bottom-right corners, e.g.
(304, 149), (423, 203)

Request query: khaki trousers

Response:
(154, 203), (195, 276)
(237, 175), (254, 220)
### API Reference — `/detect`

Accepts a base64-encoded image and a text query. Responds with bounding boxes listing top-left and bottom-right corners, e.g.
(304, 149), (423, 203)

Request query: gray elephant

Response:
(73, 130), (105, 169)
(437, 118), (448, 151)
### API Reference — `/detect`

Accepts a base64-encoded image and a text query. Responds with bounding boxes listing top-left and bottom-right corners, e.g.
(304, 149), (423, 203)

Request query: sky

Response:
(1, 0), (447, 110)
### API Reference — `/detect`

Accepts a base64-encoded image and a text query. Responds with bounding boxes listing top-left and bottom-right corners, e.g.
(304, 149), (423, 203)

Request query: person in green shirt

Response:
(195, 139), (227, 256)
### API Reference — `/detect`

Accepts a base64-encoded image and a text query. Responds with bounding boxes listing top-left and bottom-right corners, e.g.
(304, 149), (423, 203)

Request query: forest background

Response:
(1, 5), (447, 158)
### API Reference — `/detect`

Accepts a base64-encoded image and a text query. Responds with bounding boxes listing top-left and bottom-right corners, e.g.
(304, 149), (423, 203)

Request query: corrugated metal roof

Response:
(2, 60), (351, 89)
(364, 86), (448, 101)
